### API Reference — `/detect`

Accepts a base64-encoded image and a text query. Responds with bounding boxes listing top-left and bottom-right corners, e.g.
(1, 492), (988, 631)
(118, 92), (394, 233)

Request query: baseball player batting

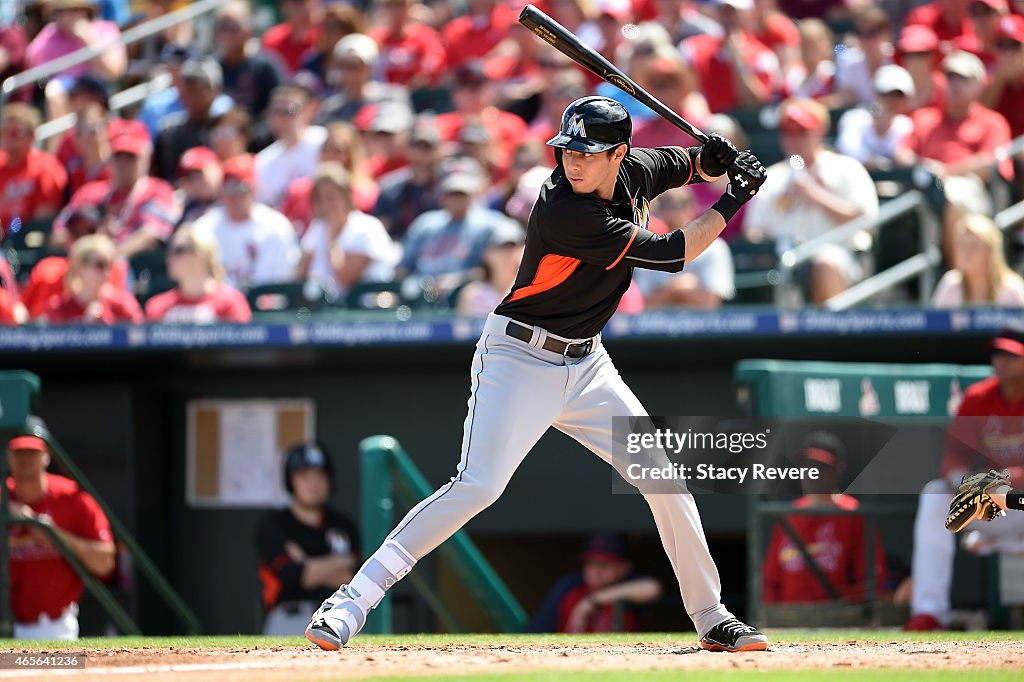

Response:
(306, 96), (768, 653)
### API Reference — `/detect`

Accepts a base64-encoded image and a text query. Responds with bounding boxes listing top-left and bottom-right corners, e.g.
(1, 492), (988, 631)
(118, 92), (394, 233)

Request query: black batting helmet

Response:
(283, 441), (334, 494)
(546, 96), (631, 154)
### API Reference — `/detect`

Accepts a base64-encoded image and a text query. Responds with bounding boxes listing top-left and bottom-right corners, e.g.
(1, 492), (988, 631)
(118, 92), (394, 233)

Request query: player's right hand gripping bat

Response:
(518, 4), (709, 144)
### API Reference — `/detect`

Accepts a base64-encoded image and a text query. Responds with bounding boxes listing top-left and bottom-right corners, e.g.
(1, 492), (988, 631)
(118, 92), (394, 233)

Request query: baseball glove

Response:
(945, 469), (1012, 533)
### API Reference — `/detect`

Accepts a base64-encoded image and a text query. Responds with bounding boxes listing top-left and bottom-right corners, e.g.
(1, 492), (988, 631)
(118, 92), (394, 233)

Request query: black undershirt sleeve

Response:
(1008, 491), (1024, 511)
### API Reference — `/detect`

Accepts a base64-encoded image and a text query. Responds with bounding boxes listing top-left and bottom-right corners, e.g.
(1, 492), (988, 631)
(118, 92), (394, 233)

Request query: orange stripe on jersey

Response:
(605, 226), (639, 270)
(509, 254), (582, 302)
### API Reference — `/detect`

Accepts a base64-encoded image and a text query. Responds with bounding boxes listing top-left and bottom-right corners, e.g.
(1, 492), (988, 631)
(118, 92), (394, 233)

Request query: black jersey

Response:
(255, 507), (360, 609)
(495, 146), (699, 339)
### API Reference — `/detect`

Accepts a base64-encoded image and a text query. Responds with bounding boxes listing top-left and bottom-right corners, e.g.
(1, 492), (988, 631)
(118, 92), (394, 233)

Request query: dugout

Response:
(735, 359), (1020, 629)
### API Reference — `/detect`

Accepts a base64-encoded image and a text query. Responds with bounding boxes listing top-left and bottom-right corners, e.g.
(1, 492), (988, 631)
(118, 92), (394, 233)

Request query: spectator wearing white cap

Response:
(255, 84), (327, 209)
(836, 65), (916, 170)
(317, 33), (410, 124)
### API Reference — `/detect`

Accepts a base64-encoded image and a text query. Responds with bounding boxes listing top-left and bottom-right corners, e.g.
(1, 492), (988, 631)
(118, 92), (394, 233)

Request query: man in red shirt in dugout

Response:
(905, 325), (1024, 631)
(6, 417), (115, 639)
(762, 432), (887, 605)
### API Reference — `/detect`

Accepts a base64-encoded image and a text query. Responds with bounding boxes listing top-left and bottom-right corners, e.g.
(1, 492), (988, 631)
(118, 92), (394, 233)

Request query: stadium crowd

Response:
(0, 0), (1023, 325)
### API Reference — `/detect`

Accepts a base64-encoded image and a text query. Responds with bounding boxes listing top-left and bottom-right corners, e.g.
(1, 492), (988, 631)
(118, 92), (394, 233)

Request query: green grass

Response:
(2, 629), (1022, 650)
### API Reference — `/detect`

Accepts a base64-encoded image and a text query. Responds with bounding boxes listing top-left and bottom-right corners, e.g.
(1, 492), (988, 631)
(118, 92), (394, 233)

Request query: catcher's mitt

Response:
(945, 469), (1012, 533)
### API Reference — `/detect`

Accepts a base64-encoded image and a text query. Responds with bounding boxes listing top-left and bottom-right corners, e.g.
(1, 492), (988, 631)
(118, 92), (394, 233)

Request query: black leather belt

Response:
(505, 320), (594, 359)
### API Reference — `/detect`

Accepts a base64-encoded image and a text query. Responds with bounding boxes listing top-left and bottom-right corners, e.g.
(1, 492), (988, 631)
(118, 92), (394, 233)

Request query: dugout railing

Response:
(0, 371), (201, 637)
(734, 359), (993, 627)
(359, 435), (527, 634)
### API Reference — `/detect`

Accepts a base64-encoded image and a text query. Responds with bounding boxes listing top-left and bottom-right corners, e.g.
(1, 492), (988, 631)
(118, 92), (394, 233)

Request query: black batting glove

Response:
(711, 150), (767, 222)
(697, 133), (739, 179)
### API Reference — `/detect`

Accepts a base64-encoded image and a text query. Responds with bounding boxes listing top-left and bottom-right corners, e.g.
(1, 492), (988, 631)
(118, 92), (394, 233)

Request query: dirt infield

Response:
(3, 639), (1023, 681)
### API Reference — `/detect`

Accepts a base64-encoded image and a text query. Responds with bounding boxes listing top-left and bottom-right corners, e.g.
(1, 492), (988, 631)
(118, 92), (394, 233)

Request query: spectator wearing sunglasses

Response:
(215, 0), (284, 121)
(317, 33), (409, 125)
(255, 84), (326, 209)
(144, 224), (251, 324)
(0, 103), (67, 239)
(42, 234), (142, 325)
(21, 197), (129, 320)
(63, 103), (113, 195)
(53, 121), (179, 260)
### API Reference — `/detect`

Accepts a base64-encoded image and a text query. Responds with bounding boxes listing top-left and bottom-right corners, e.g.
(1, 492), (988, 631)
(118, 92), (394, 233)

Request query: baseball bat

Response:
(518, 4), (709, 144)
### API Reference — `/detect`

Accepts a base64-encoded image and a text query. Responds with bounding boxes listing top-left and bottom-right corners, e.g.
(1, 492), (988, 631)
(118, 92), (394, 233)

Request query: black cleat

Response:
(699, 618), (769, 652)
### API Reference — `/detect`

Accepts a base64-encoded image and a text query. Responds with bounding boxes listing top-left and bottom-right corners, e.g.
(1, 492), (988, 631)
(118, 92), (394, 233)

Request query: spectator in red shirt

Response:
(762, 432), (888, 606)
(145, 225), (251, 324)
(63, 103), (113, 195)
(177, 146), (223, 226)
(262, 0), (322, 75)
(530, 534), (662, 633)
(442, 0), (515, 71)
(0, 285), (24, 325)
(0, 103), (68, 239)
(681, 0), (780, 113)
(435, 61), (529, 176)
(906, 0), (975, 45)
(960, 0), (1009, 65)
(0, 22), (28, 103)
(985, 15), (1024, 137)
(371, 0), (446, 88)
(6, 418), (115, 639)
(21, 201), (129, 319)
(357, 102), (414, 180)
(641, 0), (723, 44)
(53, 75), (109, 166)
(752, 0), (800, 74)
(781, 18), (837, 104)
(897, 50), (1013, 254)
(53, 122), (180, 259)
(43, 234), (143, 325)
(905, 325), (1024, 630)
(896, 25), (946, 111)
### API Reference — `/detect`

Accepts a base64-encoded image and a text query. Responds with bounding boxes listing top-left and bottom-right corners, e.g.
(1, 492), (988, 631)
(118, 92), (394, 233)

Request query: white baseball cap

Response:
(333, 33), (379, 66)
(873, 65), (916, 97)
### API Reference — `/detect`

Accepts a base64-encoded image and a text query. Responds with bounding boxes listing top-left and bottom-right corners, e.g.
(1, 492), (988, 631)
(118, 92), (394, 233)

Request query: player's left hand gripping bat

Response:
(518, 4), (709, 144)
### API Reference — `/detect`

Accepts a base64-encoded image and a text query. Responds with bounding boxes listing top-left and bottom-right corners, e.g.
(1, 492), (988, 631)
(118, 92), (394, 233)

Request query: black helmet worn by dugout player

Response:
(283, 441), (334, 494)
(546, 96), (632, 154)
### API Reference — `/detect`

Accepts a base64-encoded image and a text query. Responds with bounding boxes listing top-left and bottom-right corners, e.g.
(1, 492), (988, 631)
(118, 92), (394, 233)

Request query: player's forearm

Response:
(992, 490), (1024, 511)
(591, 577), (662, 605)
(682, 209), (727, 264)
(52, 527), (116, 578)
(301, 554), (355, 589)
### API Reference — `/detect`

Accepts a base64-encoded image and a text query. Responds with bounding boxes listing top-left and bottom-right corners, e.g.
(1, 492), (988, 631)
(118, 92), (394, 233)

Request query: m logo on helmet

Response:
(566, 114), (587, 138)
